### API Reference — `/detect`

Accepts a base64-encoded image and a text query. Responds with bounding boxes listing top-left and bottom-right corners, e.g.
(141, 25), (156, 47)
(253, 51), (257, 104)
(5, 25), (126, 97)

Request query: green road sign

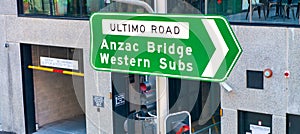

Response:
(90, 13), (242, 82)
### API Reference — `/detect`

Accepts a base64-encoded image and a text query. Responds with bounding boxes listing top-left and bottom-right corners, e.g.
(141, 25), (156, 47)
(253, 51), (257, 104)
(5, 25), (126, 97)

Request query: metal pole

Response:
(49, 0), (54, 15)
(209, 128), (212, 134)
(156, 0), (166, 13)
(28, 65), (84, 77)
(155, 1), (168, 134)
(250, 0), (252, 22)
(112, 0), (154, 13)
(298, 2), (300, 24)
(156, 76), (169, 134)
(154, 0), (157, 13)
(205, 0), (208, 14)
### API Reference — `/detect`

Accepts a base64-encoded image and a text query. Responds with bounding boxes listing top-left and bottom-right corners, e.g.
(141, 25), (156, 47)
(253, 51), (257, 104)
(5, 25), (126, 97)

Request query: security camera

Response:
(220, 82), (233, 92)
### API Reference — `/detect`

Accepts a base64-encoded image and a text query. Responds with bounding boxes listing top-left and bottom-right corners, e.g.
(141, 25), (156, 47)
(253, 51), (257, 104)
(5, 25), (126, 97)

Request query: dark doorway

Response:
(21, 44), (86, 134)
(21, 44), (36, 134)
(287, 114), (300, 134)
(112, 73), (130, 134)
(238, 110), (272, 134)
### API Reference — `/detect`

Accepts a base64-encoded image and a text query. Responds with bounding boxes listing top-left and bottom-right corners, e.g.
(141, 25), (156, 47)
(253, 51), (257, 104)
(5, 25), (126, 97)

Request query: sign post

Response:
(90, 13), (242, 82)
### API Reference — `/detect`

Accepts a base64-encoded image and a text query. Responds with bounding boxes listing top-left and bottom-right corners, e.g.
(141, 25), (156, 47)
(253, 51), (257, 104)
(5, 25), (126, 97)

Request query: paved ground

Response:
(34, 116), (86, 134)
(0, 132), (16, 134)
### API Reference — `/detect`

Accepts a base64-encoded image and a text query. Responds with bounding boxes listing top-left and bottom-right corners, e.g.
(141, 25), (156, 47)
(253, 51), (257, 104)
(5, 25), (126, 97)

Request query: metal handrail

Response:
(112, 0), (154, 13)
(193, 122), (221, 134)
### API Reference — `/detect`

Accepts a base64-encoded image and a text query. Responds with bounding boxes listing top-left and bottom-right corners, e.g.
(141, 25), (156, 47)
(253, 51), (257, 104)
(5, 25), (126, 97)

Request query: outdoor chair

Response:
(246, 0), (267, 19)
(267, 0), (280, 17)
(281, 0), (298, 20)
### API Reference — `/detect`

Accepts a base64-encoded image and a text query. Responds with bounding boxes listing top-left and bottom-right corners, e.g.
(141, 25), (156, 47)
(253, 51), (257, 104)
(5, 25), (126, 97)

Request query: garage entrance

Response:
(21, 44), (86, 134)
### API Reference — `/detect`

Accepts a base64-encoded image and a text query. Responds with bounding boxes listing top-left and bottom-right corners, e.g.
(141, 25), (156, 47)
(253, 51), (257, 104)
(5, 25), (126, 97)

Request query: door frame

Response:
(21, 44), (36, 134)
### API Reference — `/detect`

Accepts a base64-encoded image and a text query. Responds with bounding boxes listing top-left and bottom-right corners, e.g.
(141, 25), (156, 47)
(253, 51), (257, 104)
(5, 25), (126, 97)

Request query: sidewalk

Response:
(0, 132), (16, 134)
(34, 115), (86, 134)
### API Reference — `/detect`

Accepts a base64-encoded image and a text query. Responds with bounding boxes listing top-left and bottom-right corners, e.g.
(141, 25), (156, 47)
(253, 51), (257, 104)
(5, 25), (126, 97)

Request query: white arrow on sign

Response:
(201, 19), (229, 78)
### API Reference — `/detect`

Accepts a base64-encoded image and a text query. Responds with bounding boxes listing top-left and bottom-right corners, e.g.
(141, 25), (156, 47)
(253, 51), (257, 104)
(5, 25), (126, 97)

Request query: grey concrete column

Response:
(0, 42), (26, 134)
(221, 108), (238, 134)
(156, 77), (169, 134)
(272, 115), (286, 134)
(155, 1), (169, 133)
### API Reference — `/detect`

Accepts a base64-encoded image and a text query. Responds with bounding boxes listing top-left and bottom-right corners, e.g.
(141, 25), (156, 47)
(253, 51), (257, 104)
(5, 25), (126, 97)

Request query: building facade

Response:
(1, 0), (300, 134)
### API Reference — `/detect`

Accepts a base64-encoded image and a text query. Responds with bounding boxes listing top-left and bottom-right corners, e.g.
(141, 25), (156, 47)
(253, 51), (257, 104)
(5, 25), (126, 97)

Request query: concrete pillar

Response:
(155, 1), (168, 133)
(156, 77), (169, 134)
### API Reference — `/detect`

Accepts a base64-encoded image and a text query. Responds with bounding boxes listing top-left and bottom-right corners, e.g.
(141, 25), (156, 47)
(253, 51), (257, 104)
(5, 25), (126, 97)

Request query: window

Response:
(19, 0), (300, 25)
(247, 70), (264, 89)
(21, 0), (82, 16)
(19, 0), (155, 18)
(167, 0), (300, 26)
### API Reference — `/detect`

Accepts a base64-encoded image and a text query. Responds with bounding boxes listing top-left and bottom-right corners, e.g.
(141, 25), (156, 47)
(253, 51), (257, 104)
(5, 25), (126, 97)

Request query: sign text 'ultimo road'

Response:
(90, 13), (242, 82)
(100, 19), (192, 72)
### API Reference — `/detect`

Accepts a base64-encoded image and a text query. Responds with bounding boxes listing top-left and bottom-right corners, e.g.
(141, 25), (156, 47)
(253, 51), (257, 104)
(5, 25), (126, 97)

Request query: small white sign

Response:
(115, 94), (125, 107)
(40, 57), (79, 70)
(93, 96), (104, 107)
(102, 19), (189, 39)
(249, 124), (270, 134)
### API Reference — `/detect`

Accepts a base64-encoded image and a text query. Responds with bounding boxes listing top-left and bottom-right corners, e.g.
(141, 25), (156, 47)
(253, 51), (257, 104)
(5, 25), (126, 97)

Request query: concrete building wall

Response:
(0, 10), (5, 132)
(0, 1), (26, 133)
(1, 0), (300, 134)
(0, 42), (26, 133)
(287, 28), (300, 115)
(0, 1), (113, 134)
(0, 0), (17, 131)
(221, 25), (300, 134)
